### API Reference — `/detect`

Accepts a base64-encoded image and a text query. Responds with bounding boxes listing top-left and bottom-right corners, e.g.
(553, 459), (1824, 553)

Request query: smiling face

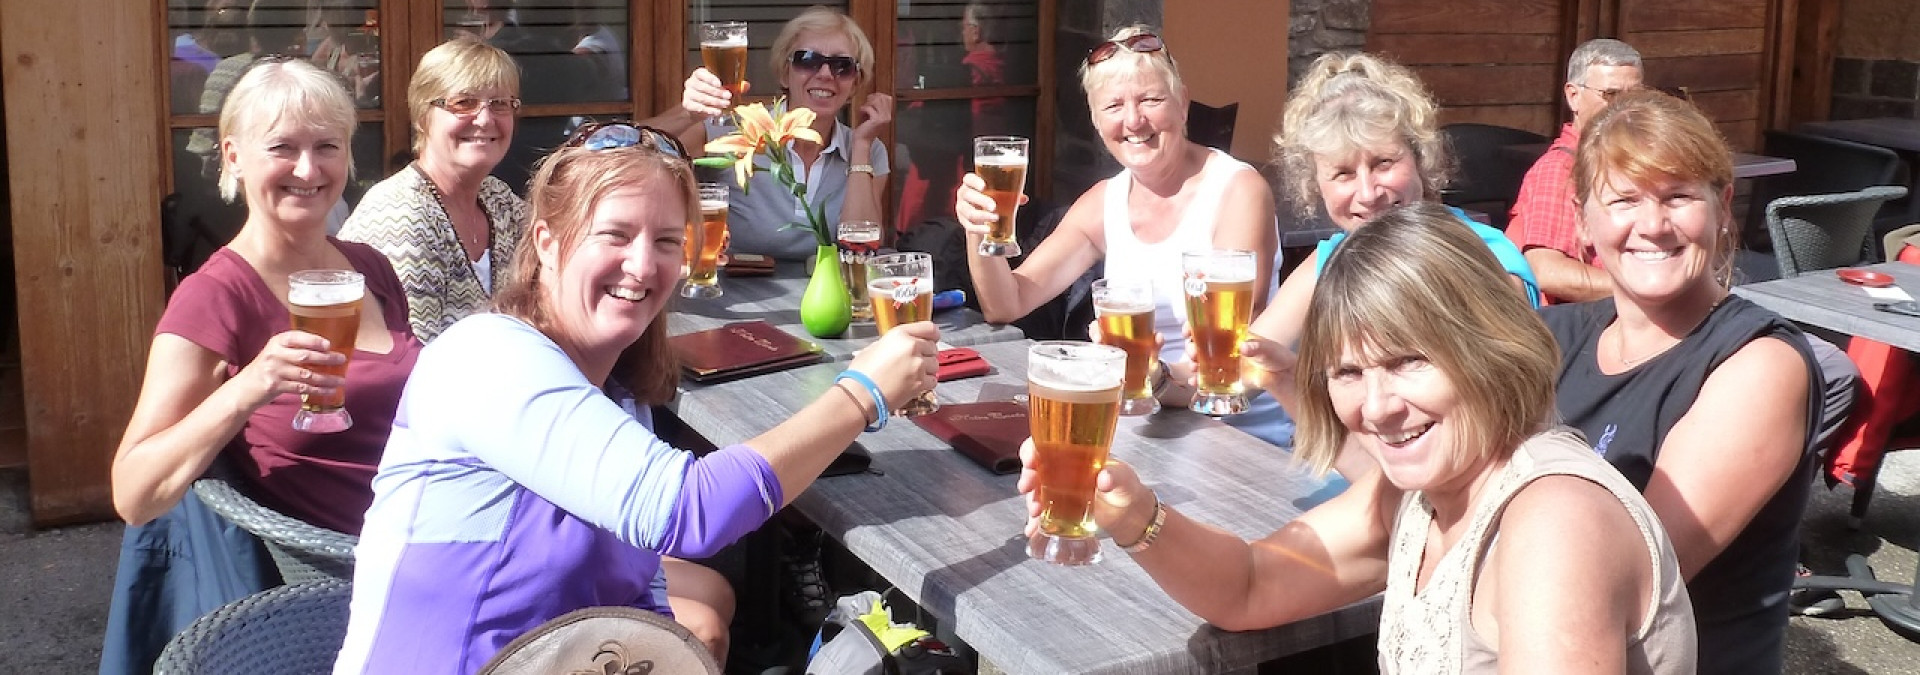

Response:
(536, 181), (689, 369)
(1088, 69), (1186, 172)
(782, 29), (859, 119)
(223, 118), (350, 228)
(1325, 343), (1475, 493)
(1313, 141), (1424, 231)
(1579, 171), (1730, 306)
(422, 86), (516, 174)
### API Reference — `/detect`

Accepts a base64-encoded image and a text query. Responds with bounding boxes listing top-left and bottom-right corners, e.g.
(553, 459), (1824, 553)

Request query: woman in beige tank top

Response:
(1016, 203), (1696, 672)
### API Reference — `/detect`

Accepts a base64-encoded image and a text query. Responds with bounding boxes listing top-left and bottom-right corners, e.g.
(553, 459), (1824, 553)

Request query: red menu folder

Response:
(912, 401), (1028, 474)
(669, 320), (825, 383)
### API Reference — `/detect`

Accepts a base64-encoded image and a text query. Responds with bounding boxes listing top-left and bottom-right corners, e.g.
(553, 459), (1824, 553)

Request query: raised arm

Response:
(955, 175), (1106, 323)
(112, 331), (344, 525)
(1645, 335), (1809, 579)
(834, 94), (893, 228)
(1523, 247), (1611, 304)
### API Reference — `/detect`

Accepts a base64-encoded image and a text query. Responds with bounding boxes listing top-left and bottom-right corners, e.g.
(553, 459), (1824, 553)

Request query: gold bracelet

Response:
(1117, 494), (1167, 553)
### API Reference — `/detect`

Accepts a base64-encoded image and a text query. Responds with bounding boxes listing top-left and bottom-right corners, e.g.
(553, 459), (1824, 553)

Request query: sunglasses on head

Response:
(790, 50), (859, 79)
(431, 95), (522, 117)
(1085, 33), (1166, 67)
(564, 121), (687, 158)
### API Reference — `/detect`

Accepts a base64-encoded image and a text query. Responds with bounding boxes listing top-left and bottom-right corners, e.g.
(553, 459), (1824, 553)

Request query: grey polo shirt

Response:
(707, 119), (890, 260)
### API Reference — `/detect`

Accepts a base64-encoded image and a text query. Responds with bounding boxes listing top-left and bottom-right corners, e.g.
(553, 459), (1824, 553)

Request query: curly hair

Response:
(1274, 52), (1448, 219)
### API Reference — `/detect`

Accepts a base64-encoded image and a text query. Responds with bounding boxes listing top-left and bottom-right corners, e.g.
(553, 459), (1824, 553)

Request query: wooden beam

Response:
(1372, 0), (1560, 35)
(1788, 0), (1839, 124)
(2, 0), (166, 525)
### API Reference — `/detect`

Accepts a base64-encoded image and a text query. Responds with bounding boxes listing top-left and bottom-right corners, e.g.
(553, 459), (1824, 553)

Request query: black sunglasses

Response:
(564, 121), (687, 158)
(1085, 33), (1166, 67)
(790, 50), (859, 79)
(432, 95), (522, 117)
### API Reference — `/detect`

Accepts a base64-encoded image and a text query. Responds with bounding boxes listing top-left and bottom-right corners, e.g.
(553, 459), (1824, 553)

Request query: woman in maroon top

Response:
(112, 57), (421, 535)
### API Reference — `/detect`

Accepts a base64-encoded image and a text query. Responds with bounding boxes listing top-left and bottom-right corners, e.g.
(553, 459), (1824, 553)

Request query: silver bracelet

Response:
(1118, 493), (1167, 554)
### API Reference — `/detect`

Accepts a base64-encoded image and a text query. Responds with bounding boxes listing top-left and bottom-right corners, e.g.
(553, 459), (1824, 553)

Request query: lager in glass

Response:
(700, 21), (750, 100)
(684, 182), (729, 299)
(973, 136), (1029, 257)
(1182, 250), (1256, 416)
(288, 270), (364, 433)
(1027, 341), (1126, 565)
(866, 252), (938, 415)
(1092, 277), (1159, 415)
(836, 220), (882, 322)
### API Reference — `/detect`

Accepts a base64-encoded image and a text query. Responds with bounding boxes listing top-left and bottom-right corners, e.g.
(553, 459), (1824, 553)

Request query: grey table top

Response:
(1732, 262), (1920, 351)
(1799, 118), (1920, 153)
(667, 261), (1024, 361)
(666, 340), (1380, 674)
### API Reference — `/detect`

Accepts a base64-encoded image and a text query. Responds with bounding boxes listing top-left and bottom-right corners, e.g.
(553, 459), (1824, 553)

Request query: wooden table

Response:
(664, 340), (1380, 674)
(668, 261), (1025, 361)
(1732, 262), (1920, 351)
(1504, 143), (1797, 179)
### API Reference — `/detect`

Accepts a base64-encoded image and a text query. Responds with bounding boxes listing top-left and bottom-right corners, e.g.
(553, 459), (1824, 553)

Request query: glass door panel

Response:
(685, 0), (850, 103)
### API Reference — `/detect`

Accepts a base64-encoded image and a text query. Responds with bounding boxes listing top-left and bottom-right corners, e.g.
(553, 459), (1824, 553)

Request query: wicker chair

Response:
(477, 606), (723, 674)
(1766, 185), (1910, 278)
(153, 579), (352, 675)
(191, 476), (357, 583)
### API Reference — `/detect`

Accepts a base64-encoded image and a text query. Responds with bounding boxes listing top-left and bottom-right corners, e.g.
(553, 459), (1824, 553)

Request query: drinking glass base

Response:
(292, 409), (353, 433)
(1028, 532), (1102, 565)
(977, 239), (1022, 257)
(1119, 396), (1160, 416)
(681, 282), (724, 299)
(1189, 392), (1248, 417)
(896, 392), (940, 417)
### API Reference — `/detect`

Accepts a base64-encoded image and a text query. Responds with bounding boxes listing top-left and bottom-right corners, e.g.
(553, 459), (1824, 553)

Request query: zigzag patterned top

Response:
(340, 167), (528, 343)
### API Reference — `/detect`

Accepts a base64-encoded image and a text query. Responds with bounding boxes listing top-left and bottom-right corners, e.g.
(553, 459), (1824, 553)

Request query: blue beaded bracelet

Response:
(836, 370), (888, 432)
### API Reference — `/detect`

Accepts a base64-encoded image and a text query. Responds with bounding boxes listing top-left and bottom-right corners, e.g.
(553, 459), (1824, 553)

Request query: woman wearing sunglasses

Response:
(339, 37), (529, 343)
(335, 136), (939, 673)
(952, 25), (1280, 433)
(681, 5), (892, 260)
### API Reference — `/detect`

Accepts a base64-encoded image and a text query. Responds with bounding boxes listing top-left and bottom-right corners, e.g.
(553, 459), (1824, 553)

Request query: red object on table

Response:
(1827, 247), (1920, 521)
(936, 347), (989, 381)
(1838, 268), (1896, 287)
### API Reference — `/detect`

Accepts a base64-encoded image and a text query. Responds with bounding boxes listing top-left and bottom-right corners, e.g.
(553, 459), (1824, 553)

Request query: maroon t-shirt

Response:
(157, 240), (421, 534)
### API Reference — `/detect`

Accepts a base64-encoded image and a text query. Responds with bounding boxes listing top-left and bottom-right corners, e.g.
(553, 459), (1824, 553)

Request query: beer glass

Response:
(973, 136), (1029, 257)
(288, 270), (364, 433)
(866, 252), (938, 416)
(700, 21), (749, 100)
(1026, 341), (1126, 566)
(683, 182), (729, 299)
(1092, 278), (1159, 416)
(837, 220), (882, 322)
(1182, 250), (1256, 416)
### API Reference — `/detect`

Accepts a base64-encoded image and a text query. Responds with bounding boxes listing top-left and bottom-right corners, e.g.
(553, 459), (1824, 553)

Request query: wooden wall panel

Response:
(1414, 65), (1561, 106)
(1437, 105), (1560, 133)
(1371, 0), (1564, 137)
(1369, 34), (1559, 65)
(1, 1), (164, 525)
(1642, 54), (1765, 92)
(1623, 0), (1769, 32)
(1629, 28), (1766, 58)
(1373, 0), (1560, 35)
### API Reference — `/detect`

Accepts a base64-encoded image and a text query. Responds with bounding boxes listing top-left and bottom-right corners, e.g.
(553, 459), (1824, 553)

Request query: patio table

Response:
(662, 339), (1380, 674)
(667, 260), (1024, 361)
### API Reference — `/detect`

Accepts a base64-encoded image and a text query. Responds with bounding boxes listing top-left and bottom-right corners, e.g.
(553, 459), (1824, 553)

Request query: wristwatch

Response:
(848, 164), (875, 176)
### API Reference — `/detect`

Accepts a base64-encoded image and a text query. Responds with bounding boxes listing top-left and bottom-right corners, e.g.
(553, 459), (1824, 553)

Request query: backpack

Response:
(804, 591), (969, 675)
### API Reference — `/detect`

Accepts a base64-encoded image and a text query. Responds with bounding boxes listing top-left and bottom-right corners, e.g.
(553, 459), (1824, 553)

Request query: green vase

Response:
(800, 244), (853, 337)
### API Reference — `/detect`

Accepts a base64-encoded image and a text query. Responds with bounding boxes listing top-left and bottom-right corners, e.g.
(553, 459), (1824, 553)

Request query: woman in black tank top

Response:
(1540, 89), (1820, 674)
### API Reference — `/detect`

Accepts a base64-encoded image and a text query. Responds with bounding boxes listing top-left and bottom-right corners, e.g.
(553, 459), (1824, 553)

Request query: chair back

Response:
(477, 606), (723, 675)
(192, 476), (358, 583)
(153, 579), (351, 675)
(1744, 130), (1903, 249)
(1187, 100), (1238, 152)
(1767, 185), (1909, 277)
(1439, 123), (1549, 229)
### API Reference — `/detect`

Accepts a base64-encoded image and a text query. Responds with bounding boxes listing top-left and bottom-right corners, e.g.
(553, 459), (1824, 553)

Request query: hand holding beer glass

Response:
(1092, 278), (1160, 416)
(973, 136), (1029, 257)
(683, 182), (730, 299)
(700, 21), (750, 101)
(1183, 250), (1256, 416)
(288, 270), (363, 433)
(1026, 341), (1127, 565)
(837, 220), (882, 322)
(866, 252), (938, 415)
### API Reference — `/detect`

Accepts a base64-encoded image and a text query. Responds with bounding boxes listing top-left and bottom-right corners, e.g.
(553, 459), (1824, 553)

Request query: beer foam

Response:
(976, 155), (1027, 167)
(1094, 299), (1154, 315)
(699, 199), (728, 212)
(702, 36), (747, 48)
(288, 275), (364, 306)
(1029, 344), (1125, 392)
(868, 276), (932, 297)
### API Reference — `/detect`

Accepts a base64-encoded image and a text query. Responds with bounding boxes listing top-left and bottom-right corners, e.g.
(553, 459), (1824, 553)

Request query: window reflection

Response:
(895, 1), (1037, 91)
(168, 1), (382, 115)
(894, 97), (1036, 229)
(444, 0), (630, 105)
(685, 0), (849, 101)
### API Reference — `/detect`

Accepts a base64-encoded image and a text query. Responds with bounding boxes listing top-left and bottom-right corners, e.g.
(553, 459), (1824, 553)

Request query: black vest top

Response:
(1543, 296), (1818, 675)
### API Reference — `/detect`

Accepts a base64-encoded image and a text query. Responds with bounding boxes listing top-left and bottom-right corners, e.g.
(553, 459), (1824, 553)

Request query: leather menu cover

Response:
(912, 401), (1028, 475)
(670, 320), (825, 383)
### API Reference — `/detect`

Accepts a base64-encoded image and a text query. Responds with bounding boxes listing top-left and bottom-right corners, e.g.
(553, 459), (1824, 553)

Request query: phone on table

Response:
(1873, 300), (1920, 318)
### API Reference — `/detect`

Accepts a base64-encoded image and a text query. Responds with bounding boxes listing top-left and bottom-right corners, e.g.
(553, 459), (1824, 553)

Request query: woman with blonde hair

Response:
(1022, 203), (1695, 673)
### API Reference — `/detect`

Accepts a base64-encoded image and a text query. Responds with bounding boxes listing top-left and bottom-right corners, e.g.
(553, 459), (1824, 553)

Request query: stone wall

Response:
(1049, 0), (1162, 203)
(1831, 0), (1920, 120)
(1288, 0), (1370, 89)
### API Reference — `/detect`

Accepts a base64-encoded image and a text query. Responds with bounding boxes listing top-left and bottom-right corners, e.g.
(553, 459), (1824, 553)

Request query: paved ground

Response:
(2, 451), (1918, 673)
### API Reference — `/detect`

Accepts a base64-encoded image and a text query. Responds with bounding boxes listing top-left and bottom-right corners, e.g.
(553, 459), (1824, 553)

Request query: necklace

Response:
(416, 164), (491, 252)
(1612, 295), (1728, 367)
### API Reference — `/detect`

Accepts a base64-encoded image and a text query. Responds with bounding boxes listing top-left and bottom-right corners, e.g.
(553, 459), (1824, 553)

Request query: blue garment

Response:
(1315, 206), (1543, 308)
(98, 494), (280, 675)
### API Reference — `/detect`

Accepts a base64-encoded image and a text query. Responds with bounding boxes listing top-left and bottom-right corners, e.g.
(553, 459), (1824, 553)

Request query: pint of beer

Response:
(836, 220), (882, 322)
(1027, 341), (1126, 565)
(683, 183), (729, 299)
(1182, 250), (1257, 416)
(1092, 278), (1159, 416)
(866, 252), (938, 415)
(973, 136), (1029, 257)
(700, 21), (749, 99)
(288, 270), (364, 433)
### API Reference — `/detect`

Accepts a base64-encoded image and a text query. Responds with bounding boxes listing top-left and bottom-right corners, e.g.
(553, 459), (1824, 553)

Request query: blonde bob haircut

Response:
(1292, 203), (1558, 476)
(1077, 24), (1185, 105)
(770, 6), (875, 88)
(493, 144), (700, 403)
(1572, 88), (1739, 289)
(407, 37), (521, 155)
(1275, 52), (1449, 219)
(217, 57), (358, 203)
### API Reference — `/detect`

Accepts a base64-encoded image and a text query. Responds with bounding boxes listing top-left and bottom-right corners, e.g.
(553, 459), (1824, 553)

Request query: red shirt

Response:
(1506, 123), (1601, 273)
(157, 240), (421, 534)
